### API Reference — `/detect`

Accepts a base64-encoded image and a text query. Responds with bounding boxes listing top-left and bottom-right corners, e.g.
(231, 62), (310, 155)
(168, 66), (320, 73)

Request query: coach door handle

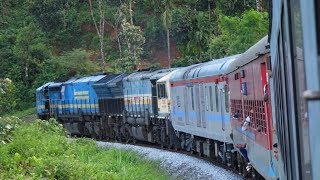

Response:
(303, 90), (320, 100)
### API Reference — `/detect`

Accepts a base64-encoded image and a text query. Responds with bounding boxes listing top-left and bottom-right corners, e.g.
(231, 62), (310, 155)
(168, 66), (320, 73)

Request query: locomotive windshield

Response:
(157, 83), (167, 98)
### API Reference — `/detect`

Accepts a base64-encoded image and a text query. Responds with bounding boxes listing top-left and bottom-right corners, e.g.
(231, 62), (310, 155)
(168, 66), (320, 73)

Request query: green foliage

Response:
(185, 11), (215, 56)
(12, 23), (51, 79)
(215, 0), (257, 16)
(149, 63), (163, 70)
(37, 49), (100, 82)
(0, 116), (21, 144)
(0, 0), (268, 112)
(170, 7), (193, 43)
(29, 0), (85, 50)
(11, 108), (36, 119)
(209, 9), (268, 58)
(171, 53), (211, 67)
(0, 78), (17, 116)
(116, 20), (146, 72)
(0, 119), (168, 179)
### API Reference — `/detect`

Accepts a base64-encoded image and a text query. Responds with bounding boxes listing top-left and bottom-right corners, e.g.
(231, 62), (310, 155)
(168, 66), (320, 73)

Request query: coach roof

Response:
(225, 35), (269, 74)
(72, 75), (105, 84)
(123, 69), (174, 82)
(195, 54), (241, 78)
(36, 82), (53, 92)
(170, 55), (240, 82)
(48, 82), (63, 88)
(169, 64), (202, 82)
(157, 69), (180, 83)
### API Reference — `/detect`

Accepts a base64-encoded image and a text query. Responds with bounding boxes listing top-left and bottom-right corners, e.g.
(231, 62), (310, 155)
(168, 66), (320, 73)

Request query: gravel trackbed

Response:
(97, 141), (242, 180)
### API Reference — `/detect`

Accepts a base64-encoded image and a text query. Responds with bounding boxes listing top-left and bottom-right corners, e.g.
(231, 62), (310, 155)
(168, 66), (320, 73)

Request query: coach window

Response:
(191, 87), (194, 110)
(176, 96), (181, 107)
(215, 85), (219, 112)
(209, 86), (214, 111)
(205, 86), (209, 111)
(224, 85), (229, 112)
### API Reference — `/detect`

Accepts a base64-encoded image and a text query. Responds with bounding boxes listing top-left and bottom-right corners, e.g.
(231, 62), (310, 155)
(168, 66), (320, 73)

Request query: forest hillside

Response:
(0, 0), (268, 114)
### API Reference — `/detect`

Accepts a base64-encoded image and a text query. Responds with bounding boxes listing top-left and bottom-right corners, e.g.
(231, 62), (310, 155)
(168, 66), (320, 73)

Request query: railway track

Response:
(71, 133), (253, 180)
(96, 140), (243, 180)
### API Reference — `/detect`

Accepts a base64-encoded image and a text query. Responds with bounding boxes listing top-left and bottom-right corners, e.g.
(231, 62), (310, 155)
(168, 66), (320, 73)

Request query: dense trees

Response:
(0, 0), (268, 112)
(0, 78), (17, 115)
(209, 10), (268, 58)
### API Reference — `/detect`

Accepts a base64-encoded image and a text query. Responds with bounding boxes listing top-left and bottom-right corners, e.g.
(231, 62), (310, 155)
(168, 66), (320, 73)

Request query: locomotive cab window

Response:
(157, 83), (167, 98)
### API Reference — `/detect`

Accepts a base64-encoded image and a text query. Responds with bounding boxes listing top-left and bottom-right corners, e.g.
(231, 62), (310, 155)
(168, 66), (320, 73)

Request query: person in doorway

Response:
(242, 108), (254, 131)
(273, 143), (279, 161)
(233, 110), (240, 119)
(235, 143), (249, 162)
(235, 143), (252, 176)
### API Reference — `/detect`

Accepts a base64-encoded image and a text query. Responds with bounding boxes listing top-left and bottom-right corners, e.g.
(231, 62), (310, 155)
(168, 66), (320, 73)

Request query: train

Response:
(36, 0), (319, 179)
(269, 0), (319, 179)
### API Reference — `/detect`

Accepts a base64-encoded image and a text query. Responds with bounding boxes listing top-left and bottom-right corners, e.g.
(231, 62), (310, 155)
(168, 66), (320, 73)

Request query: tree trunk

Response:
(99, 0), (106, 71)
(208, 0), (212, 59)
(24, 45), (30, 83)
(128, 0), (137, 64)
(25, 58), (29, 80)
(88, 0), (106, 72)
(117, 33), (122, 58)
(256, 0), (263, 12)
(129, 0), (133, 25)
(99, 34), (106, 71)
(166, 28), (171, 68)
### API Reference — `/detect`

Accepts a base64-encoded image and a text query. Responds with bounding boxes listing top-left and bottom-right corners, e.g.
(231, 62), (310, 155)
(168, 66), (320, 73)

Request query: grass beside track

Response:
(0, 118), (168, 179)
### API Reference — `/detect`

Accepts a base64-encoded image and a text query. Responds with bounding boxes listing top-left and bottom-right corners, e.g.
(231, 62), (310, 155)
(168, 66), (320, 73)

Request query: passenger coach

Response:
(169, 55), (240, 160)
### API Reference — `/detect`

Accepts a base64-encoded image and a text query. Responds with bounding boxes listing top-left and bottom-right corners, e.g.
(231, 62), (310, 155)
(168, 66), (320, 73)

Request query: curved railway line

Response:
(96, 141), (242, 180)
(68, 131), (252, 180)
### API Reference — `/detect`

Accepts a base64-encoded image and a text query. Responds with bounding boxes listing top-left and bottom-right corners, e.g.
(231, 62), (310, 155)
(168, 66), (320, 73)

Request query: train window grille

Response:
(255, 100), (267, 133)
(275, 49), (288, 175)
(243, 100), (267, 133)
(230, 99), (243, 122)
(243, 100), (254, 128)
(281, 12), (293, 176)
